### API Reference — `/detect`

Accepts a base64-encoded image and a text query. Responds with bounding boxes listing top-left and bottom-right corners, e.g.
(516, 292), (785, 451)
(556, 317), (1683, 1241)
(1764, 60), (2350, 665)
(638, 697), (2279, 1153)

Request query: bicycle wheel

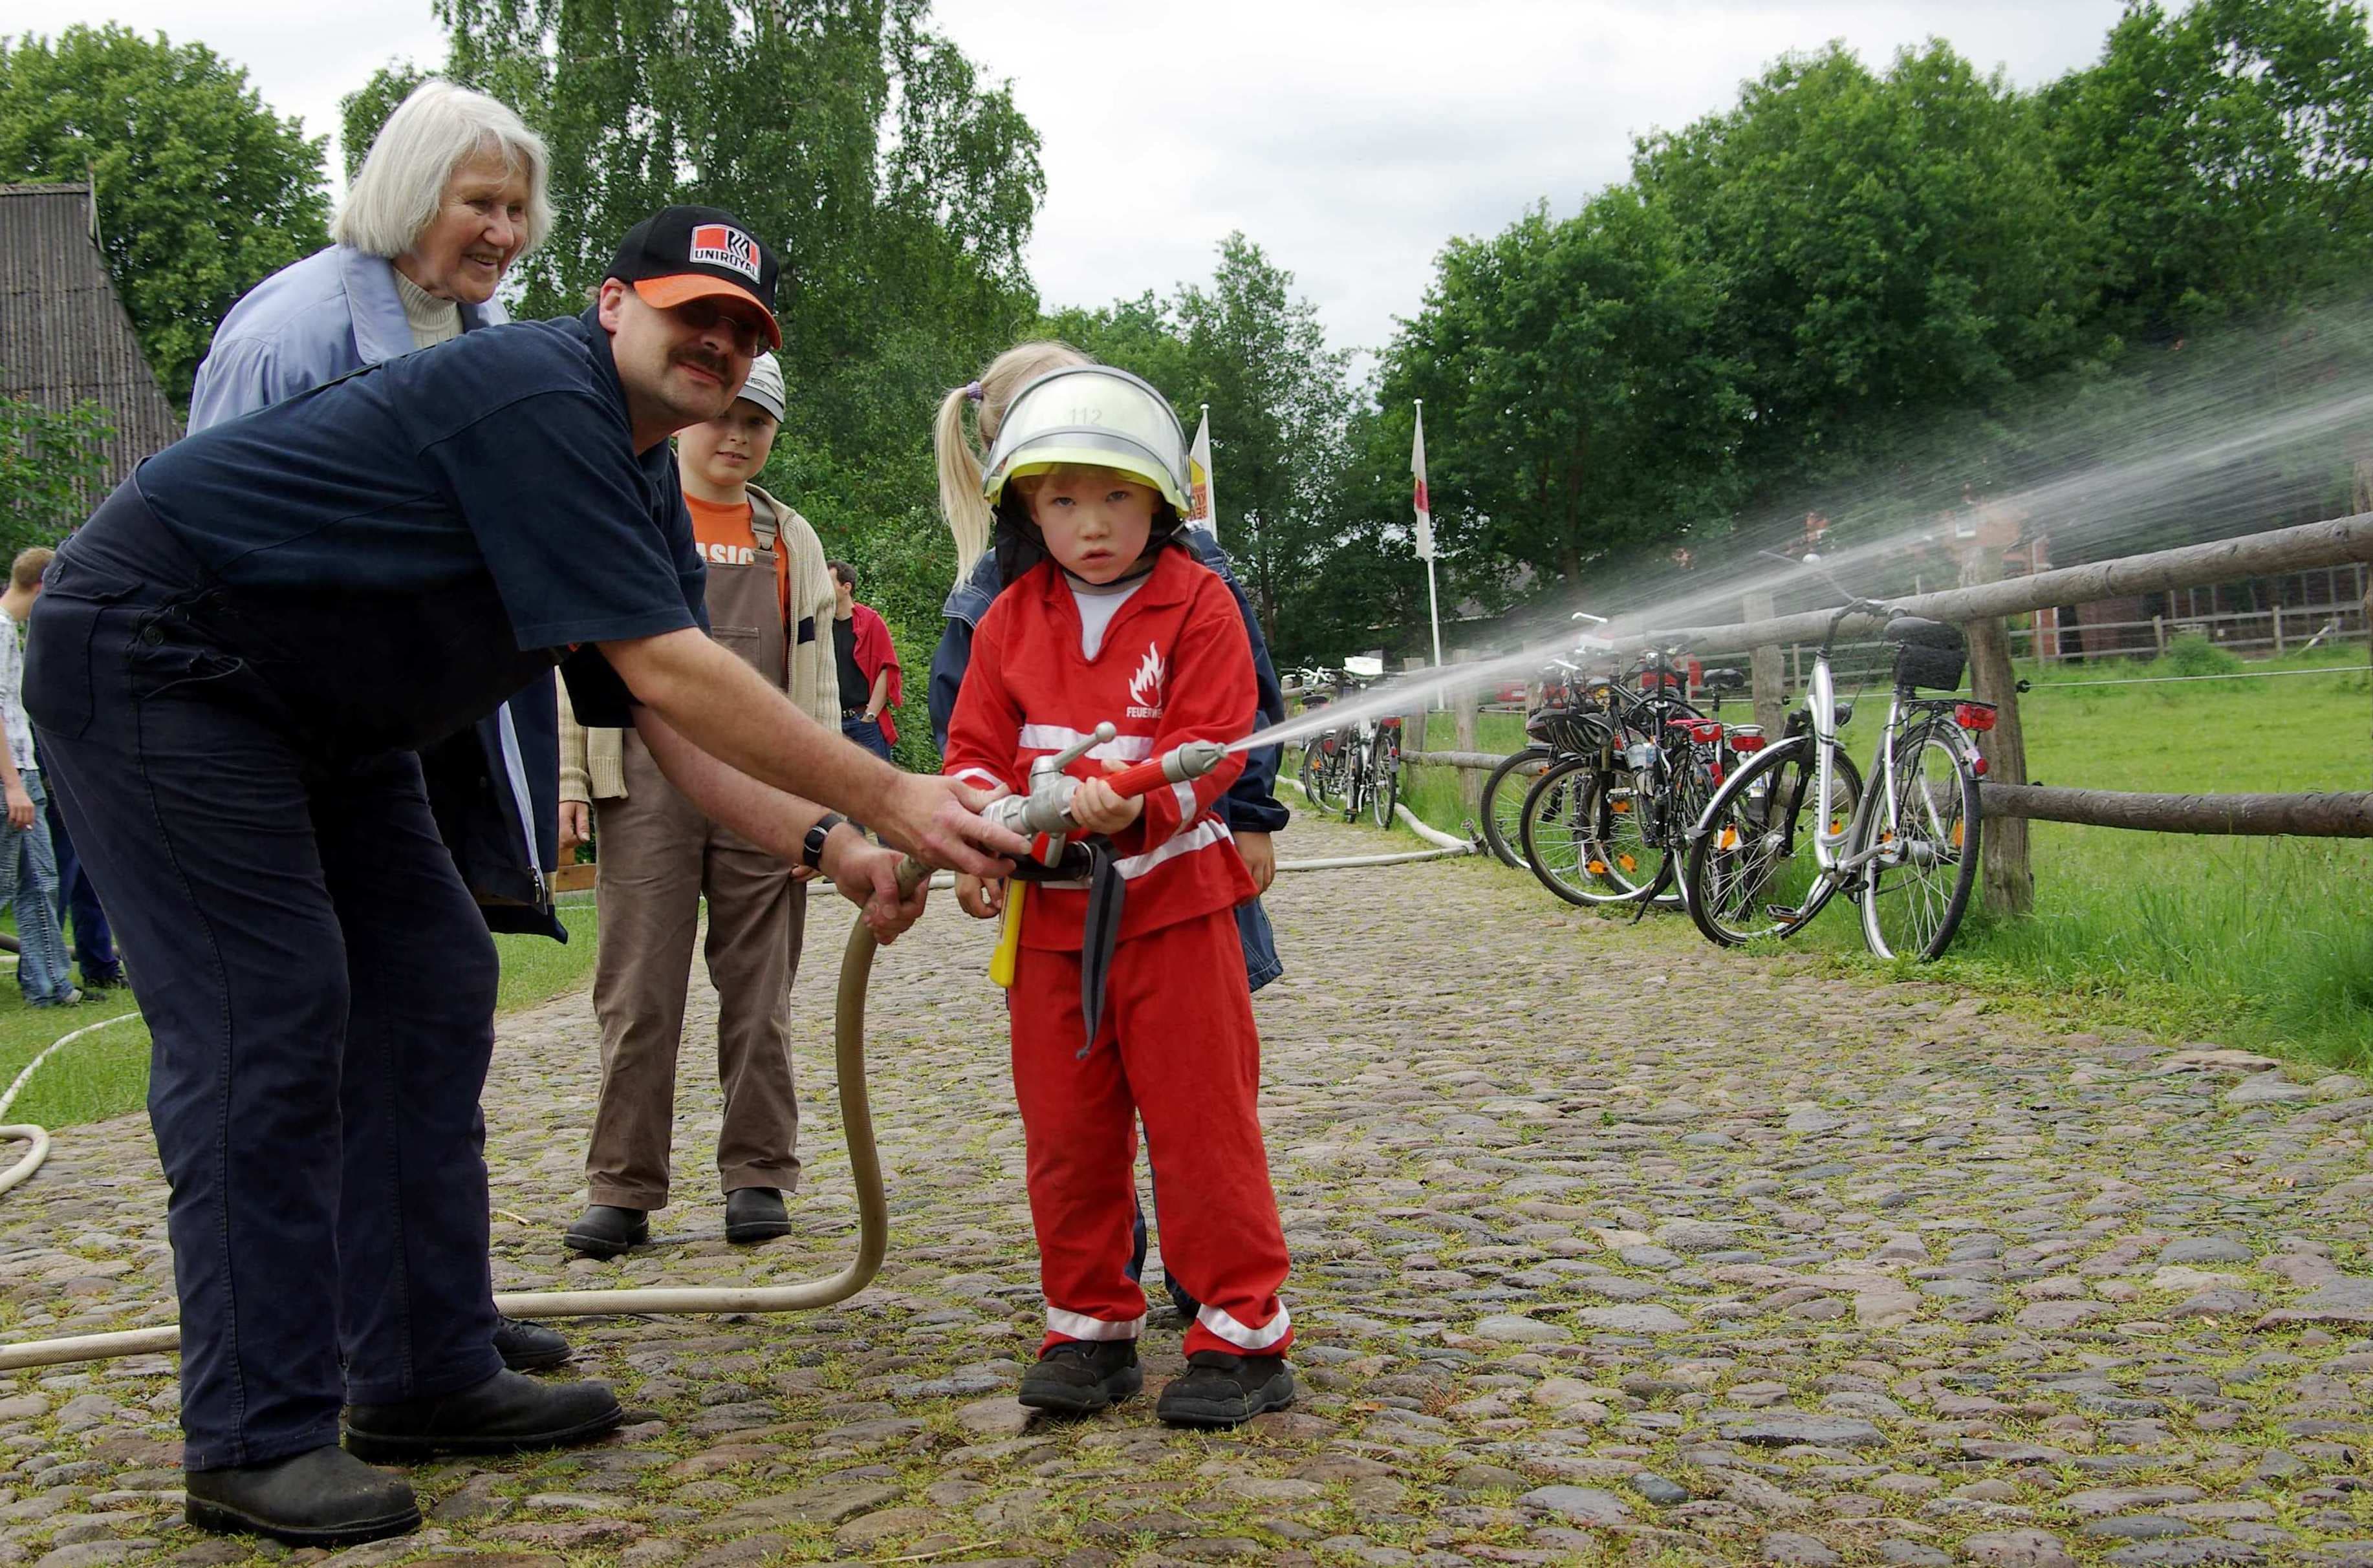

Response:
(1368, 731), (1400, 828)
(1859, 719), (1980, 961)
(1303, 736), (1336, 809)
(1590, 764), (1671, 905)
(1479, 747), (1552, 867)
(1685, 737), (1863, 946)
(1519, 758), (1660, 908)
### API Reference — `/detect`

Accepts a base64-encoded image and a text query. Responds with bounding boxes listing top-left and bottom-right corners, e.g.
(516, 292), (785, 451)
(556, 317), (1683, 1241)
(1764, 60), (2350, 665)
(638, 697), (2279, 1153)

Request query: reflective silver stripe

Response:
(1046, 1305), (1144, 1342)
(1020, 724), (1153, 764)
(495, 705), (547, 906)
(1111, 817), (1232, 879)
(951, 767), (1005, 791)
(1196, 1301), (1291, 1351)
(1169, 778), (1197, 828)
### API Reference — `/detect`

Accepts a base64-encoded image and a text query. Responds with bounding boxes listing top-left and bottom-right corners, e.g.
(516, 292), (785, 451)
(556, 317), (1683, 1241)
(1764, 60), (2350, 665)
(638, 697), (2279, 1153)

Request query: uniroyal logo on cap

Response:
(689, 223), (761, 285)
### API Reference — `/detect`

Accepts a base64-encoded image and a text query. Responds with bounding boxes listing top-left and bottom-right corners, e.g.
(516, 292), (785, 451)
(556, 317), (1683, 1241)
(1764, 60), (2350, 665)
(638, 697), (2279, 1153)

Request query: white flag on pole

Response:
(1411, 402), (1435, 561)
(1187, 406), (1216, 539)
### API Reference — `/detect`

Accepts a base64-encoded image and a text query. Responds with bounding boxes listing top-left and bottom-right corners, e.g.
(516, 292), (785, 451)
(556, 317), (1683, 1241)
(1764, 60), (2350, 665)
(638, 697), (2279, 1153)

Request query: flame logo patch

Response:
(1127, 643), (1166, 716)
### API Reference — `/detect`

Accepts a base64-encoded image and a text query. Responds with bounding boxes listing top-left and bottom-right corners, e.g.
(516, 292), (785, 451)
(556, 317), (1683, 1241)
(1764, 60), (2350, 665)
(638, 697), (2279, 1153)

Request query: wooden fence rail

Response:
(1978, 784), (2373, 836)
(1637, 511), (2373, 649)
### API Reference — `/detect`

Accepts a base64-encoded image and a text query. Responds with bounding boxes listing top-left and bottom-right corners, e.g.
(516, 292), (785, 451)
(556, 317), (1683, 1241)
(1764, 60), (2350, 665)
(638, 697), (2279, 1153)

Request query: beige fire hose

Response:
(0, 862), (923, 1374)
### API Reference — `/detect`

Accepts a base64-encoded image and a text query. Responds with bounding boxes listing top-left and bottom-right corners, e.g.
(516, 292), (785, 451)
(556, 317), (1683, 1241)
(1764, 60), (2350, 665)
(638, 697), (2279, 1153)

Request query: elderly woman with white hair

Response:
(187, 78), (573, 1377)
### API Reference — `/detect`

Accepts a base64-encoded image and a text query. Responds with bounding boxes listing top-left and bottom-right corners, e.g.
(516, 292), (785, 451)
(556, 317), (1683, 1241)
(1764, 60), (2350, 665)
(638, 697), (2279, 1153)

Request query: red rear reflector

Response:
(1955, 702), (1997, 732)
(1972, 756), (1988, 777)
(1381, 716), (1402, 730)
(1729, 725), (1766, 753)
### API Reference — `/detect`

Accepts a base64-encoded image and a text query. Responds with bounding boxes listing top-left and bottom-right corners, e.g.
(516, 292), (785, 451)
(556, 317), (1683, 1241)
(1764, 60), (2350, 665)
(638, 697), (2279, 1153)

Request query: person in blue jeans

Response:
(43, 759), (125, 991)
(928, 341), (1290, 1313)
(0, 548), (78, 1007)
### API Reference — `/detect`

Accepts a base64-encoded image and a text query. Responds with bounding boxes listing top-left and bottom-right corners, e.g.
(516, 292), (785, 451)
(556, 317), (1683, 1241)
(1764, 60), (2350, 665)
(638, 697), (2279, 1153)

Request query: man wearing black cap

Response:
(25, 206), (1024, 1549)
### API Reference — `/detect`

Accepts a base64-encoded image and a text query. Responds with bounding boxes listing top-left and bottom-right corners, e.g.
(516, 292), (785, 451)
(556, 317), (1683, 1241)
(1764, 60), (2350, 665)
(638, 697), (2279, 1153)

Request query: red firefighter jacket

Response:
(944, 544), (1257, 950)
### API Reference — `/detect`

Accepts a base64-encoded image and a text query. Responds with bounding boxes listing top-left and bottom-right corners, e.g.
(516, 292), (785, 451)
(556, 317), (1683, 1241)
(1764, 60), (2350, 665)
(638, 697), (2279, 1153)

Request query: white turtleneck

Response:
(392, 267), (464, 350)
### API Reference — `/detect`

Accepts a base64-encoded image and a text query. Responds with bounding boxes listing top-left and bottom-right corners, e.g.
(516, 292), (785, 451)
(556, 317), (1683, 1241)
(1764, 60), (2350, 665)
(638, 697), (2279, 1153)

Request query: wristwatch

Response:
(802, 813), (847, 872)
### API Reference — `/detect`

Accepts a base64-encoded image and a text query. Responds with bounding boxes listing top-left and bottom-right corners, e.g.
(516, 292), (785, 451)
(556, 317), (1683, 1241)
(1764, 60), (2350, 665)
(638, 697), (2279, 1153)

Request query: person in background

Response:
(0, 548), (76, 1009)
(558, 351), (843, 1257)
(185, 75), (570, 1376)
(41, 773), (124, 993)
(829, 561), (901, 764)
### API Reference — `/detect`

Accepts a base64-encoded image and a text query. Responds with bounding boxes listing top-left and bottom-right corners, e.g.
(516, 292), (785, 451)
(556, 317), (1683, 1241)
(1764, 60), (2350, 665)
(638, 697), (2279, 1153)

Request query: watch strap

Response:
(802, 812), (846, 871)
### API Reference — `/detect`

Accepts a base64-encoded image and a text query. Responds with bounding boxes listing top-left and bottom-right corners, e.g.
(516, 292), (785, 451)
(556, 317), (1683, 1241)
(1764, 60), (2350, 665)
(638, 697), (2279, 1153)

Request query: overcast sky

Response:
(46, 0), (2132, 358)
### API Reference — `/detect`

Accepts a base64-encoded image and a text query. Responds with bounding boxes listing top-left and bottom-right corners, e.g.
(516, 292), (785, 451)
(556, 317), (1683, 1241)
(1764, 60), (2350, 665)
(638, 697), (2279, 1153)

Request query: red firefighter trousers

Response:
(1009, 907), (1293, 1360)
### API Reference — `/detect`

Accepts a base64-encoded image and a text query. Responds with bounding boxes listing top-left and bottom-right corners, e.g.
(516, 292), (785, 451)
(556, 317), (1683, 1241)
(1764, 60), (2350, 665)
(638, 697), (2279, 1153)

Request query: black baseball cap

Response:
(606, 204), (783, 348)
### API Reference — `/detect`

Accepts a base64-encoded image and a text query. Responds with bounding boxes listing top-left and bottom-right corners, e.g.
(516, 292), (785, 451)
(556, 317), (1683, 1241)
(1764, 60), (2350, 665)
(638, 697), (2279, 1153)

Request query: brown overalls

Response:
(584, 511), (805, 1210)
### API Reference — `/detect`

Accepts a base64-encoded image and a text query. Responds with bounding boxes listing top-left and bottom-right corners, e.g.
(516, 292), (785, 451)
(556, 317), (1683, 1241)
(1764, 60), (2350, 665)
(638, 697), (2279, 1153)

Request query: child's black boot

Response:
(1018, 1340), (1142, 1415)
(1155, 1351), (1296, 1428)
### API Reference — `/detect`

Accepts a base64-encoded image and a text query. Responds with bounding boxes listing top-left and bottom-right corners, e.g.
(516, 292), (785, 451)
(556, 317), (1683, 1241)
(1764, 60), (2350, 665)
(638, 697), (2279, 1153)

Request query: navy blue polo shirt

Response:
(128, 308), (706, 749)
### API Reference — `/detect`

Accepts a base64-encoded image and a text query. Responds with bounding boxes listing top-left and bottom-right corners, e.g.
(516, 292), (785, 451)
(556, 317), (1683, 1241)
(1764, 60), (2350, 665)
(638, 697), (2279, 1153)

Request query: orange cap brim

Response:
(631, 275), (783, 349)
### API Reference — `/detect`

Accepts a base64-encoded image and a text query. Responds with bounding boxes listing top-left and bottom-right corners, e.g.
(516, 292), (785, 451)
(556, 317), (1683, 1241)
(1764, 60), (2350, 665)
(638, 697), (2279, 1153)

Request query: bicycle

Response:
(1519, 643), (1741, 912)
(1682, 565), (1994, 961)
(1292, 659), (1402, 828)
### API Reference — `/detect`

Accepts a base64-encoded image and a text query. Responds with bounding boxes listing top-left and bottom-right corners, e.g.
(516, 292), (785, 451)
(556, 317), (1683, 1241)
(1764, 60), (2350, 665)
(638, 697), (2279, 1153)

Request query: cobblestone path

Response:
(5, 811), (2370, 1568)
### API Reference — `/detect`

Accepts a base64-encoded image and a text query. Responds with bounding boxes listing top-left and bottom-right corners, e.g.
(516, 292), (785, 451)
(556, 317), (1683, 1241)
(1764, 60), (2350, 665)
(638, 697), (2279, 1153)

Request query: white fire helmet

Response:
(979, 365), (1193, 515)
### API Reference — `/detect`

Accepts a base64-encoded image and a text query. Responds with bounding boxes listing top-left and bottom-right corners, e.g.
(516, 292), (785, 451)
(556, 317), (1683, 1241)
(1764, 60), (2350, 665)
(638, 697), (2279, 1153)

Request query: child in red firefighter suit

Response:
(945, 365), (1295, 1428)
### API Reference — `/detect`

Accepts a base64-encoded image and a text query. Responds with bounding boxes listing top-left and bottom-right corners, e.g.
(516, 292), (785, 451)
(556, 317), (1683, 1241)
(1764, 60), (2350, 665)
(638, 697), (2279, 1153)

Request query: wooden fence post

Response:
(1451, 650), (1483, 815)
(1744, 590), (1786, 736)
(1401, 657), (1430, 752)
(1959, 544), (2035, 916)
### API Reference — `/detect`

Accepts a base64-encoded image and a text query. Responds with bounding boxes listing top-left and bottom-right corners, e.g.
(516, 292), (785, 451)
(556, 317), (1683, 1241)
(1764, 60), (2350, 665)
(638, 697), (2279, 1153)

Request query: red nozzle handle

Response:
(1101, 756), (1170, 799)
(1100, 740), (1230, 802)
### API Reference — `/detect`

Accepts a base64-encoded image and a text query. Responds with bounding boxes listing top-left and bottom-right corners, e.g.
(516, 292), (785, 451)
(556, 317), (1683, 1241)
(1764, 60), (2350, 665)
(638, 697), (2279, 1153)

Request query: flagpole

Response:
(1414, 399), (1446, 709)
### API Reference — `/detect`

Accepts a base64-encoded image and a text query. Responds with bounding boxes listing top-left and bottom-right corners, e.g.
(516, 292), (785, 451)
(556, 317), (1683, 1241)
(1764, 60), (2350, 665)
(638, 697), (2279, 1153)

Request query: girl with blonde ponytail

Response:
(933, 340), (1092, 582)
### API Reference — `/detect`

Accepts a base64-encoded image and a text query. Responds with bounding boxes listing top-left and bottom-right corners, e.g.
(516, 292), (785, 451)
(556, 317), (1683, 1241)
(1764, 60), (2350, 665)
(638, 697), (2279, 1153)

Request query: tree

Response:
(426, 0), (1042, 453)
(0, 25), (330, 405)
(0, 392), (111, 555)
(1382, 191), (1746, 599)
(340, 61), (430, 181)
(2043, 0), (2373, 343)
(1633, 42), (2094, 506)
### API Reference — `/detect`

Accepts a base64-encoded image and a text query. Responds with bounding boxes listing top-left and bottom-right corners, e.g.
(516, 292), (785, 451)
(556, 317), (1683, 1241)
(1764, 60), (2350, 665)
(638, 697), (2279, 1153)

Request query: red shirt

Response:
(943, 546), (1257, 950)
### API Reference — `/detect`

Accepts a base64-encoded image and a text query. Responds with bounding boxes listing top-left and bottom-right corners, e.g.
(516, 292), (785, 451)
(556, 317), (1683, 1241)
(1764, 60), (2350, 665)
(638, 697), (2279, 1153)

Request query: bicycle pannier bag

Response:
(1889, 617), (1967, 691)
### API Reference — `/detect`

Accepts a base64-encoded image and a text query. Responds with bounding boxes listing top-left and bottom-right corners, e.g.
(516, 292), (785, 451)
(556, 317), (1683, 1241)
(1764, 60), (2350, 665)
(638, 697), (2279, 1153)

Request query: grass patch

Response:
(0, 904), (600, 1133)
(1386, 649), (2373, 1072)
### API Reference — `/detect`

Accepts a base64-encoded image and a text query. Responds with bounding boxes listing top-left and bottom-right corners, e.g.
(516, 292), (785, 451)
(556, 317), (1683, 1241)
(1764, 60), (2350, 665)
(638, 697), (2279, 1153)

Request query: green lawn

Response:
(0, 903), (599, 1133)
(1386, 650), (2373, 1072)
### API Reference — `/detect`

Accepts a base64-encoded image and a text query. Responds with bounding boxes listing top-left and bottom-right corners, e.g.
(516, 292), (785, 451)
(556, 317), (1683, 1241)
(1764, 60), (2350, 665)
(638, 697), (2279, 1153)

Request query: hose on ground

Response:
(0, 861), (921, 1373)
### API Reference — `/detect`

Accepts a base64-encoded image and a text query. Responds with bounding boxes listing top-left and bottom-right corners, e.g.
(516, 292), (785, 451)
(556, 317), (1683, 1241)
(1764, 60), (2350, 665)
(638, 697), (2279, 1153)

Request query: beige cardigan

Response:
(558, 482), (842, 803)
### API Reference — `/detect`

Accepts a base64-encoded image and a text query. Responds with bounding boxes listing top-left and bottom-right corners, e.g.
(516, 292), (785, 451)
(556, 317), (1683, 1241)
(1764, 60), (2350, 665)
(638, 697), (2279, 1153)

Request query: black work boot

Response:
(1017, 1340), (1142, 1415)
(184, 1444), (419, 1546)
(1155, 1351), (1296, 1428)
(492, 1315), (572, 1371)
(724, 1188), (792, 1245)
(343, 1369), (622, 1461)
(563, 1205), (647, 1258)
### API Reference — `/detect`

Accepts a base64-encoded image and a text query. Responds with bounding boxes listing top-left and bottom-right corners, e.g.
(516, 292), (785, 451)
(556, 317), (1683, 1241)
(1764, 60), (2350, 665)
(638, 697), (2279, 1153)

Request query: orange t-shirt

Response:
(684, 493), (789, 620)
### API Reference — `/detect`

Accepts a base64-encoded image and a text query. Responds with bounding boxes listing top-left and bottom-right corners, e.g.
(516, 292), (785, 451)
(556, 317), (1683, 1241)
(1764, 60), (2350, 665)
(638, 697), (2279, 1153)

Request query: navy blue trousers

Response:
(28, 534), (505, 1470)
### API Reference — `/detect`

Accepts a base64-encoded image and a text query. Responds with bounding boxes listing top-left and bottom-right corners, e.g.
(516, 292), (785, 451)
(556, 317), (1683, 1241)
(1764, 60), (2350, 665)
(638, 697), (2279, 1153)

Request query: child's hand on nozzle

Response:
(1069, 773), (1143, 835)
(955, 872), (1006, 920)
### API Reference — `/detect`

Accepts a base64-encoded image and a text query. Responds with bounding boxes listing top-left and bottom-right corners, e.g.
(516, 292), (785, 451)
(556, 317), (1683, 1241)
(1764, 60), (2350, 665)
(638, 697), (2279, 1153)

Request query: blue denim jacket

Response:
(186, 246), (562, 939)
(929, 530), (1286, 989)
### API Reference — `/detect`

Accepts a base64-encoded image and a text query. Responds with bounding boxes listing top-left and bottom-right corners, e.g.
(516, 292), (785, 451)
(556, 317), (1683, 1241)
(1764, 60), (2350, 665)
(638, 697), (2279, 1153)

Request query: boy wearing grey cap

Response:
(558, 349), (845, 1256)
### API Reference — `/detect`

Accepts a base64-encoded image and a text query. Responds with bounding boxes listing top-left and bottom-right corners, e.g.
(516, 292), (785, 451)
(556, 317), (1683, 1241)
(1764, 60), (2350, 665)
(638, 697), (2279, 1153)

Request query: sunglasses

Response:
(671, 296), (770, 356)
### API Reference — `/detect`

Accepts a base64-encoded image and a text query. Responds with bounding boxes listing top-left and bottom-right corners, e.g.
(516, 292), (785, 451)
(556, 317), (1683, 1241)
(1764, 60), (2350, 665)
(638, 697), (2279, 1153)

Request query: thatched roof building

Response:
(0, 182), (181, 491)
